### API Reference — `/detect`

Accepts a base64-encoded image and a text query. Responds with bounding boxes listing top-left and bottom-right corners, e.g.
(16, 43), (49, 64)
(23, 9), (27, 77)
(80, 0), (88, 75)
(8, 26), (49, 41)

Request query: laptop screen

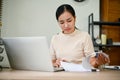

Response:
(3, 36), (54, 71)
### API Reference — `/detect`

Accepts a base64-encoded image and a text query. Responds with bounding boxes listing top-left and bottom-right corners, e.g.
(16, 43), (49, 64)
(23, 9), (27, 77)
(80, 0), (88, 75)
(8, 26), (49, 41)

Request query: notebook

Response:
(2, 36), (64, 72)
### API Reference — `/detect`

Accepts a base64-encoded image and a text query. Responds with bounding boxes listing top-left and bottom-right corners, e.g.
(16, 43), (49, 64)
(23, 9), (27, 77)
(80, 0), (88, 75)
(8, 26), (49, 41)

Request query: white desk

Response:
(0, 69), (120, 80)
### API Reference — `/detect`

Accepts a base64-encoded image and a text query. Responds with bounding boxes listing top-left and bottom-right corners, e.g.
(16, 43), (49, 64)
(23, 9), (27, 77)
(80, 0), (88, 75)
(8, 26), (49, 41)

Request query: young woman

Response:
(50, 4), (109, 69)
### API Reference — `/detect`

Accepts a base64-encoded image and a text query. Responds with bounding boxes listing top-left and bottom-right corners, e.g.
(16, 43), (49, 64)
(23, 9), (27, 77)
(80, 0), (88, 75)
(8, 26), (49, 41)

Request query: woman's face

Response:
(58, 11), (76, 34)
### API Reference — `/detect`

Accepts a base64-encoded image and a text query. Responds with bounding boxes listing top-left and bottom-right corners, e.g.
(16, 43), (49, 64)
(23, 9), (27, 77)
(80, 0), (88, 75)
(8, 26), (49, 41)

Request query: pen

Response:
(95, 52), (99, 58)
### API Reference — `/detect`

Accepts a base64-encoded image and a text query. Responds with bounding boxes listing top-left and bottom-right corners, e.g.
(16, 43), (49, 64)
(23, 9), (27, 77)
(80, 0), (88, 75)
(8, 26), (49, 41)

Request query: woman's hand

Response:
(52, 58), (68, 68)
(90, 53), (110, 68)
(52, 59), (61, 68)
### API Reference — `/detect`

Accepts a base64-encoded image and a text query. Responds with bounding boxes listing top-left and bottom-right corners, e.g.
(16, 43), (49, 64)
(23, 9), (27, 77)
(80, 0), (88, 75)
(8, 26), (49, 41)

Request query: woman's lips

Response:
(64, 28), (71, 31)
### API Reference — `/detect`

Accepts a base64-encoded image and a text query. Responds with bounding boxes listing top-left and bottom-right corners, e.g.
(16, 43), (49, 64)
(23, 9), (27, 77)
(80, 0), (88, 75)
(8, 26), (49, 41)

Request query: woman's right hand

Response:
(52, 58), (68, 68)
(52, 59), (61, 68)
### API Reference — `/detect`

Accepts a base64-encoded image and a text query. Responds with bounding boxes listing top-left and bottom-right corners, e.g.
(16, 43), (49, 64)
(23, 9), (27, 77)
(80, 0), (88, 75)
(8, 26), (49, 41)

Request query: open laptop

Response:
(2, 36), (64, 72)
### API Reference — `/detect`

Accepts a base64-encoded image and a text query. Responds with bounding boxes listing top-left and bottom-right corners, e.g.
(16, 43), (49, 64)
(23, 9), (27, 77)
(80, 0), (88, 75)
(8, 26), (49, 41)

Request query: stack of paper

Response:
(60, 57), (99, 72)
(61, 61), (91, 72)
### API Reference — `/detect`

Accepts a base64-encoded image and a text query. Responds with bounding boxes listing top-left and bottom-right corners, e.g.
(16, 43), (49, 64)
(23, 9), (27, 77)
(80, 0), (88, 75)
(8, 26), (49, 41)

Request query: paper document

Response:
(61, 61), (91, 72)
(60, 56), (100, 72)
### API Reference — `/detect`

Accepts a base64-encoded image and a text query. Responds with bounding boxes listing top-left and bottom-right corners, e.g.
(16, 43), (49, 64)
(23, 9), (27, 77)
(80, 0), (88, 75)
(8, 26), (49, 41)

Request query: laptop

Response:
(2, 36), (64, 72)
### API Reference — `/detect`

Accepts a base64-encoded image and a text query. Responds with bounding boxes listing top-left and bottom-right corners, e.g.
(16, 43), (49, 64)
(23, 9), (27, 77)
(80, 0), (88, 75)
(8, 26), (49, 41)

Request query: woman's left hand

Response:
(90, 53), (110, 68)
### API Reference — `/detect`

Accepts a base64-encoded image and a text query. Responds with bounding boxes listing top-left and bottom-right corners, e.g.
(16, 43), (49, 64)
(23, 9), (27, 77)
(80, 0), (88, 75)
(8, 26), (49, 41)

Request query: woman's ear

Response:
(74, 16), (76, 22)
(74, 16), (77, 25)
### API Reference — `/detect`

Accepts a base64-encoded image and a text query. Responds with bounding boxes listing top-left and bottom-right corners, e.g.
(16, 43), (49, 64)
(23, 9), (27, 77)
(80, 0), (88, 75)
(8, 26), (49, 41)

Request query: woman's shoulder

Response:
(51, 33), (61, 41)
(76, 30), (92, 41)
(77, 30), (90, 36)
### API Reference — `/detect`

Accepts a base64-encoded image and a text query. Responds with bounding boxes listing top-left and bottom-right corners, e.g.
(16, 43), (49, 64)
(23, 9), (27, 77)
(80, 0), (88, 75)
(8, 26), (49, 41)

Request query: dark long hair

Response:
(56, 4), (76, 21)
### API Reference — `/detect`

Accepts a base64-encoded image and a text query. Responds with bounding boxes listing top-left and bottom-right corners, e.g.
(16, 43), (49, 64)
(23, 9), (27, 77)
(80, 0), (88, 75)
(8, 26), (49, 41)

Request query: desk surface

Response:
(0, 69), (120, 80)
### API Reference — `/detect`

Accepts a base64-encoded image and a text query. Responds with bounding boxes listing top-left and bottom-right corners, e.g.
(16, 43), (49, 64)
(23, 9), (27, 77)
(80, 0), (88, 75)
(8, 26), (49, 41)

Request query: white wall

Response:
(1, 0), (100, 44)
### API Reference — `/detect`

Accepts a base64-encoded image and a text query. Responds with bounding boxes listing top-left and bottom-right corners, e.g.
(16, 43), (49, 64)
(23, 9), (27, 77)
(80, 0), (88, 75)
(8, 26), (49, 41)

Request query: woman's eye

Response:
(60, 22), (64, 24)
(67, 20), (72, 22)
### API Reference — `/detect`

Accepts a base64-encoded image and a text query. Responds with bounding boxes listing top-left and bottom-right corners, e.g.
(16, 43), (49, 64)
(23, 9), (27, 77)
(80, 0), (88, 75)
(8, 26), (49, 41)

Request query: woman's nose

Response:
(64, 22), (68, 28)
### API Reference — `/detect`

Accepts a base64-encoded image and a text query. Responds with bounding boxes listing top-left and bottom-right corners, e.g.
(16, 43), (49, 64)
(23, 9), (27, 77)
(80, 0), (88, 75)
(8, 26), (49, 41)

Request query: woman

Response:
(50, 4), (109, 69)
